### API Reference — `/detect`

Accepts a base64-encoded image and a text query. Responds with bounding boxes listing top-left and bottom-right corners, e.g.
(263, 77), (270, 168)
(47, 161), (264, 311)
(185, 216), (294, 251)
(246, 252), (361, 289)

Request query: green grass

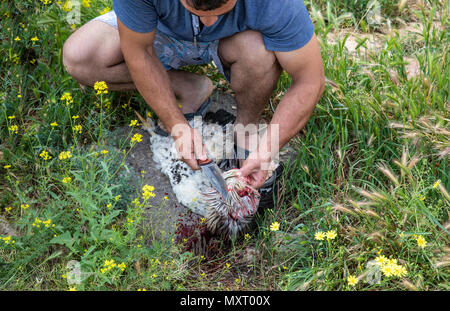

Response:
(1, 0), (448, 291)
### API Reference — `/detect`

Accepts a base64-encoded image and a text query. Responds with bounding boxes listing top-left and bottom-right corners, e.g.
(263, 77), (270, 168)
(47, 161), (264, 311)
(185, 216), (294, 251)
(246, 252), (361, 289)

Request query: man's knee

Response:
(62, 37), (82, 77)
(220, 30), (279, 75)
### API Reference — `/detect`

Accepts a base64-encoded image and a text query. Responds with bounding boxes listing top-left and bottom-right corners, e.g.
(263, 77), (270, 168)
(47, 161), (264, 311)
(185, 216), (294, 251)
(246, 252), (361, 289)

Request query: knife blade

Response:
(198, 158), (228, 199)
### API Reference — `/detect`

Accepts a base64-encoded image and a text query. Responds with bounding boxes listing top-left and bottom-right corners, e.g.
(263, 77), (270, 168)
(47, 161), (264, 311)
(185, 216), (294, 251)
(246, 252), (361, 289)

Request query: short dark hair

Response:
(186, 0), (230, 11)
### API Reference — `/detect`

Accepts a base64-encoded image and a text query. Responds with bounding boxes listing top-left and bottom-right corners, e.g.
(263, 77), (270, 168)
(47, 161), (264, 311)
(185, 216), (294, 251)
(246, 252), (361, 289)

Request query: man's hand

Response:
(172, 124), (207, 171)
(238, 151), (273, 189)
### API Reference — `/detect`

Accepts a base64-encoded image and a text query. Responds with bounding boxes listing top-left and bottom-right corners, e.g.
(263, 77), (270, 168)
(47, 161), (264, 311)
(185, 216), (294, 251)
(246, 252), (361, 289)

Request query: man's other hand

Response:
(172, 124), (207, 171)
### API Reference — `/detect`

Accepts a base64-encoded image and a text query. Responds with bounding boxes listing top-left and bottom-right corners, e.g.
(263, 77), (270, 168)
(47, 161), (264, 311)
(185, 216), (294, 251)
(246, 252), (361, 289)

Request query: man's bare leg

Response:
(219, 30), (282, 155)
(62, 20), (213, 114)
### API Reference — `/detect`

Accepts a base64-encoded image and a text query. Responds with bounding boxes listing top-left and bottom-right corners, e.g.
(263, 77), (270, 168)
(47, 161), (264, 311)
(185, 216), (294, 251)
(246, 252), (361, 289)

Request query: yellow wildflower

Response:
(99, 7), (111, 15)
(4, 165), (11, 169)
(31, 36), (39, 42)
(60, 92), (73, 105)
(73, 125), (82, 134)
(347, 275), (358, 286)
(8, 125), (18, 134)
(61, 0), (72, 12)
(21, 204), (29, 210)
(100, 149), (109, 155)
(1, 236), (15, 245)
(314, 231), (325, 241)
(325, 230), (337, 241)
(14, 36), (21, 41)
(50, 122), (59, 127)
(94, 81), (108, 95)
(129, 120), (139, 127)
(81, 0), (90, 7)
(415, 235), (427, 248)
(433, 180), (441, 189)
(270, 221), (280, 231)
(62, 177), (72, 184)
(131, 133), (143, 143)
(374, 255), (388, 266)
(59, 151), (72, 160)
(118, 262), (126, 271)
(39, 150), (52, 161)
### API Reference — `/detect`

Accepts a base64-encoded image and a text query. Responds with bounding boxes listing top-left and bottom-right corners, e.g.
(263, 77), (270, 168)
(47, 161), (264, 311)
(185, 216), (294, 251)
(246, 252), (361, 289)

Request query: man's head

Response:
(181, 0), (237, 26)
(186, 0), (230, 11)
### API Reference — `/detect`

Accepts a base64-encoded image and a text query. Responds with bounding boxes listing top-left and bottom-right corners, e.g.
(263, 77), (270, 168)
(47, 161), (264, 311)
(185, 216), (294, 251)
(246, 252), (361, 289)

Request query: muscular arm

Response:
(241, 34), (325, 187)
(260, 34), (325, 159)
(117, 20), (188, 134)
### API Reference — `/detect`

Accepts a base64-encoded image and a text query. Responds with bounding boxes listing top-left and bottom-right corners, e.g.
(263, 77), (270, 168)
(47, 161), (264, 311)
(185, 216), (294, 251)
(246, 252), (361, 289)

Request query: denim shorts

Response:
(92, 10), (230, 81)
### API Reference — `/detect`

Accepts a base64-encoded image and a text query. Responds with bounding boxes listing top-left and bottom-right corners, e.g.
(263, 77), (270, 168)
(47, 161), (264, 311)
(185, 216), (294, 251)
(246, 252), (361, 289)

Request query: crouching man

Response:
(62, 0), (325, 189)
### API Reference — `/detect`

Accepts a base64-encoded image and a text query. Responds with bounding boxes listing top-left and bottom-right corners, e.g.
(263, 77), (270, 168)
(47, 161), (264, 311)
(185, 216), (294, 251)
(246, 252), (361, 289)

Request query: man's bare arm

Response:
(240, 34), (325, 188)
(117, 20), (188, 134)
(261, 34), (325, 159)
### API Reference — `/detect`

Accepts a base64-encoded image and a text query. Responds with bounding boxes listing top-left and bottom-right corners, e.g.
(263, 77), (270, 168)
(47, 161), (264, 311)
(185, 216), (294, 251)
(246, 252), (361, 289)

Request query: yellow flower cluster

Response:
(51, 122), (59, 127)
(94, 81), (108, 95)
(8, 124), (18, 134)
(41, 0), (52, 5)
(101, 149), (109, 155)
(31, 36), (39, 42)
(62, 177), (72, 184)
(61, 0), (72, 12)
(142, 184), (156, 200)
(4, 165), (12, 169)
(314, 230), (337, 241)
(60, 92), (73, 105)
(32, 218), (54, 229)
(1, 236), (15, 245)
(21, 204), (29, 210)
(131, 133), (143, 143)
(100, 259), (126, 273)
(129, 120), (139, 127)
(270, 221), (280, 231)
(82, 0), (91, 8)
(375, 255), (407, 278)
(39, 150), (52, 161)
(99, 7), (111, 15)
(58, 151), (72, 160)
(72, 125), (82, 134)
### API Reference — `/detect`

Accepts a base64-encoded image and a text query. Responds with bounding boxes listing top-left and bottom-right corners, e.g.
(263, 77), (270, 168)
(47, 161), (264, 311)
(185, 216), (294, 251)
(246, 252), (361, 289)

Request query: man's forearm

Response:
(123, 47), (187, 134)
(258, 80), (324, 160)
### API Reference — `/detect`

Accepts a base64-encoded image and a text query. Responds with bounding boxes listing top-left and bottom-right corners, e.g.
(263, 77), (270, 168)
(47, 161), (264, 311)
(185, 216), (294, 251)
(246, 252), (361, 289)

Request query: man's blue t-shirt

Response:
(112, 0), (315, 52)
